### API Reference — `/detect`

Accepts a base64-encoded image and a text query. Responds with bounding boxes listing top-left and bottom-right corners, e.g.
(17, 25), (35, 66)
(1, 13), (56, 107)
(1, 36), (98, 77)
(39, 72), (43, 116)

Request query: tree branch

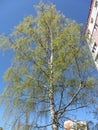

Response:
(57, 81), (85, 116)
(34, 123), (52, 129)
(59, 86), (65, 110)
(66, 104), (88, 112)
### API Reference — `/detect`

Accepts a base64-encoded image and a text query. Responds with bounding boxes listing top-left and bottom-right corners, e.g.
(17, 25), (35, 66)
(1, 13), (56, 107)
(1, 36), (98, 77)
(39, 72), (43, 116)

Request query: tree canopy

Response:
(0, 2), (96, 130)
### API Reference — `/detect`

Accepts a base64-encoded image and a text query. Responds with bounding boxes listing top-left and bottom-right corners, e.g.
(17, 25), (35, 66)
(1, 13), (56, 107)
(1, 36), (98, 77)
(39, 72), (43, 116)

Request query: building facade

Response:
(85, 0), (98, 70)
(64, 120), (88, 130)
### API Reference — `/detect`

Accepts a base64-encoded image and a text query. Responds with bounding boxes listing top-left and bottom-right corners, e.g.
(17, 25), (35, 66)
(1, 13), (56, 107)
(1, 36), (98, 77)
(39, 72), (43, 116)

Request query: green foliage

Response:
(0, 2), (96, 130)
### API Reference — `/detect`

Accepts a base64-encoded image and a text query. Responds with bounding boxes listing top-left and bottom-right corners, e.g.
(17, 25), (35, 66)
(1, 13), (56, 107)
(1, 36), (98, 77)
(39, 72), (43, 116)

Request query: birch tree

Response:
(0, 2), (95, 130)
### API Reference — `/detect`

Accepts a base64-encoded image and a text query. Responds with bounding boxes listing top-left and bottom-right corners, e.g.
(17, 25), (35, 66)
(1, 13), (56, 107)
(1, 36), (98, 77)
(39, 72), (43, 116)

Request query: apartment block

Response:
(64, 120), (88, 130)
(85, 0), (98, 70)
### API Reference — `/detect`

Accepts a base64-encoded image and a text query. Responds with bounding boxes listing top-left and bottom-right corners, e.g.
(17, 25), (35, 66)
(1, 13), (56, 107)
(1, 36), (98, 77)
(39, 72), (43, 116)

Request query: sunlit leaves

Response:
(0, 2), (95, 129)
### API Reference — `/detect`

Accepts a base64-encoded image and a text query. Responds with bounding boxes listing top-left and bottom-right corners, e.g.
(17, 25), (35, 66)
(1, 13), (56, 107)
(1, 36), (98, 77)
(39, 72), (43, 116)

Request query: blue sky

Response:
(0, 0), (95, 129)
(0, 0), (91, 34)
(0, 0), (91, 90)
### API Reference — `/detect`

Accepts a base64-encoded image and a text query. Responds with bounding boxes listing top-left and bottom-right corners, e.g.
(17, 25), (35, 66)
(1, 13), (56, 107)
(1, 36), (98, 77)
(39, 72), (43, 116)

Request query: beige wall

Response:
(64, 120), (88, 130)
(85, 0), (98, 70)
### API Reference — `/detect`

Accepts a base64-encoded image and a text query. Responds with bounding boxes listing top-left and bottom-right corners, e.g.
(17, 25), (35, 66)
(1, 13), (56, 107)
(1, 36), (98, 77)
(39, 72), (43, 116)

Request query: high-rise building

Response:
(85, 0), (98, 70)
(64, 120), (88, 130)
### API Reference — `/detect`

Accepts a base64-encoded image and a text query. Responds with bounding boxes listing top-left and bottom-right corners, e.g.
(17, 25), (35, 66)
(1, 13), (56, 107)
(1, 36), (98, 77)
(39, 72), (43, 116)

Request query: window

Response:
(92, 42), (97, 53)
(95, 53), (98, 61)
(88, 29), (90, 35)
(95, 0), (98, 7)
(94, 23), (98, 29)
(91, 18), (93, 23)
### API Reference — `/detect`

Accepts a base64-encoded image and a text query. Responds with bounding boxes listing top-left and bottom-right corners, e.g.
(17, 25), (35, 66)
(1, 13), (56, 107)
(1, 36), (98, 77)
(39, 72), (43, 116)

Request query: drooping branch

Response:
(57, 81), (85, 116)
(34, 123), (52, 129)
(66, 105), (88, 112)
(59, 85), (65, 110)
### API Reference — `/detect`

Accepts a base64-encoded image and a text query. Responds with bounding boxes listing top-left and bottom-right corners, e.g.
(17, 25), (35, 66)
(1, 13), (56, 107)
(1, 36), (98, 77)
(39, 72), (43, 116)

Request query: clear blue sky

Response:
(0, 0), (94, 129)
(0, 0), (91, 34)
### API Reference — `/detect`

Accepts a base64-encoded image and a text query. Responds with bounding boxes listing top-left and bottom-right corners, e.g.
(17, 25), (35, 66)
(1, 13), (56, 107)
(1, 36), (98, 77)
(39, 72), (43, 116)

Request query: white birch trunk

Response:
(49, 29), (58, 130)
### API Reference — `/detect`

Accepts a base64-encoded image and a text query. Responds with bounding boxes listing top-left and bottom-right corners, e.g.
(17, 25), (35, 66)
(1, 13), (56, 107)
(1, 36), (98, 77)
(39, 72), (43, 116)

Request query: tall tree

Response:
(0, 2), (95, 130)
